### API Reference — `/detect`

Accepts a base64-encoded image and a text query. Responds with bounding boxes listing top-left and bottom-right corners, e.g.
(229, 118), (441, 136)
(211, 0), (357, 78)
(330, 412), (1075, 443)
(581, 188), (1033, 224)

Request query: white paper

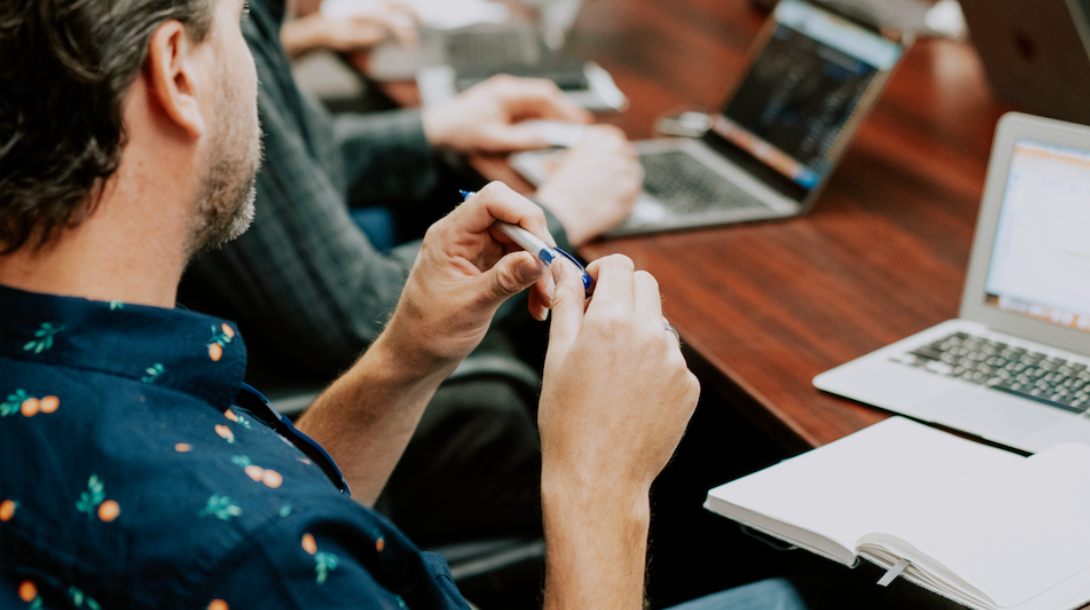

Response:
(706, 418), (1090, 610)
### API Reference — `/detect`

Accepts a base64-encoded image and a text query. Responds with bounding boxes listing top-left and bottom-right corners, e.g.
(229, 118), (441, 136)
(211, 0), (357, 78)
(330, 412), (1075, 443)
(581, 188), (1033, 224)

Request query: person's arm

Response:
(279, 6), (417, 60)
(532, 126), (643, 247)
(422, 75), (643, 246)
(294, 183), (554, 504)
(334, 109), (444, 208)
(538, 255), (702, 609)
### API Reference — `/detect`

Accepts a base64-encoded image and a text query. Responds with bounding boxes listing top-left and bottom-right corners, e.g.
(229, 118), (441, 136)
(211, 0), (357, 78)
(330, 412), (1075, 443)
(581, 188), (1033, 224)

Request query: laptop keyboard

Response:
(639, 150), (771, 215)
(892, 331), (1090, 414)
(446, 30), (535, 71)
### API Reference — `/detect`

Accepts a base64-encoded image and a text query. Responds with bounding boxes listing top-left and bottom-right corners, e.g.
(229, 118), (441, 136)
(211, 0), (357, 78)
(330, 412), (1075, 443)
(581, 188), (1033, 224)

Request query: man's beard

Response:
(187, 82), (262, 258)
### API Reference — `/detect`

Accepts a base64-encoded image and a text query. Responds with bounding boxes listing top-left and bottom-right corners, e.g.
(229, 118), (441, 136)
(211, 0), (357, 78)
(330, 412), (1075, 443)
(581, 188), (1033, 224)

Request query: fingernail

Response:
(519, 255), (546, 282)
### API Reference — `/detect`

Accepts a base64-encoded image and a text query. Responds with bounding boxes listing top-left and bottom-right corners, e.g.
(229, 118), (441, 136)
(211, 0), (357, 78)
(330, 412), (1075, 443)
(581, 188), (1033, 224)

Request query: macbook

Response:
(509, 0), (908, 236)
(959, 0), (1090, 126)
(814, 112), (1090, 453)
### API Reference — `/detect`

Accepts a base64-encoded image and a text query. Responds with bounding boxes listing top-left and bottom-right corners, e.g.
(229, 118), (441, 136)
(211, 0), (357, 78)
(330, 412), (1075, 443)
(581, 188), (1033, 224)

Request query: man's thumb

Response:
(483, 251), (545, 304)
(546, 258), (585, 358)
(489, 124), (549, 151)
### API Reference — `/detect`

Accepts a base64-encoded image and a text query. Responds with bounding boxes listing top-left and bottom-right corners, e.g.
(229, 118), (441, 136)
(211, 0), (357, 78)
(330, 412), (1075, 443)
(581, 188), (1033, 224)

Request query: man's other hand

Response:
(422, 75), (592, 152)
(540, 254), (700, 499)
(536, 254), (700, 609)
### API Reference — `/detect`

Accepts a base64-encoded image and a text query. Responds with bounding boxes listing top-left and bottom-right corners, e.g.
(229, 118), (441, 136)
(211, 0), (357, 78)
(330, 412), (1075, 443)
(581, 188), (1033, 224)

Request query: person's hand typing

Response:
(422, 75), (592, 153)
(280, 4), (418, 59)
(533, 125), (642, 246)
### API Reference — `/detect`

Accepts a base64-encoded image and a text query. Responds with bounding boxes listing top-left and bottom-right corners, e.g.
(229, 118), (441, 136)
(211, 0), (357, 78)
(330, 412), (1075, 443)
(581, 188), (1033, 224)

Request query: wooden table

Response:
(353, 4), (1090, 606)
(373, 0), (1016, 453)
(479, 0), (1019, 453)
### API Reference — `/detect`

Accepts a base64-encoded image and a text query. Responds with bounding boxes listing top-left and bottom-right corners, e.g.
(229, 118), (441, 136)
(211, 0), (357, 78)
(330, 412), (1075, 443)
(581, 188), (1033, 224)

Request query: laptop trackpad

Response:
(913, 388), (1065, 441)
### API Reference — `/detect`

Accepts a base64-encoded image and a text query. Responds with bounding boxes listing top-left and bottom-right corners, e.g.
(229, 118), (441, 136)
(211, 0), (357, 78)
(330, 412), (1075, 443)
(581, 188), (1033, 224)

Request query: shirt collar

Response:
(0, 283), (247, 409)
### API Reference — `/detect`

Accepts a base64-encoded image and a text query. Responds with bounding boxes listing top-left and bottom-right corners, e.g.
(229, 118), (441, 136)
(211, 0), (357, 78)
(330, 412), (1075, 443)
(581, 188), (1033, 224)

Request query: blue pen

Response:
(460, 190), (595, 294)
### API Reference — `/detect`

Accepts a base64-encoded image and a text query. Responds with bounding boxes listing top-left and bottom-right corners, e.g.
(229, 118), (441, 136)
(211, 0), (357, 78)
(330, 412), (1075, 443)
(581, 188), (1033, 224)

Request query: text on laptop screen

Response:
(985, 139), (1090, 333)
(711, 0), (902, 190)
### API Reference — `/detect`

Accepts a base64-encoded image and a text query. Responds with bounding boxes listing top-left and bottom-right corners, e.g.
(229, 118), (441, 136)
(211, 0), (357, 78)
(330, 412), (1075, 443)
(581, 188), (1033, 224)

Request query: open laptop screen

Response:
(984, 139), (1090, 334)
(708, 0), (902, 196)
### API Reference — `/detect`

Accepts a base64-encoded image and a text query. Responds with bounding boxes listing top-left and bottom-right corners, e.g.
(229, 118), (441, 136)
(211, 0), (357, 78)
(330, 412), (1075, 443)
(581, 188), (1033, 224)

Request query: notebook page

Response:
(706, 418), (1022, 563)
(871, 442), (1090, 608)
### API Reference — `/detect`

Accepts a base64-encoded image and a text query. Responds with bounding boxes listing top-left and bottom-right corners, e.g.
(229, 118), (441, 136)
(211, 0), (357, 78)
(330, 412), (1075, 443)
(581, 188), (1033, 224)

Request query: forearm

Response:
(541, 474), (651, 610)
(335, 111), (442, 206)
(295, 329), (456, 505)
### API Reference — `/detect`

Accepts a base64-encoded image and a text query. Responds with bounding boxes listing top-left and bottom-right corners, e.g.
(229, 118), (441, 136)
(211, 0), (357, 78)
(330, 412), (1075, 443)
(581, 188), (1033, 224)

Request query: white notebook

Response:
(704, 417), (1090, 610)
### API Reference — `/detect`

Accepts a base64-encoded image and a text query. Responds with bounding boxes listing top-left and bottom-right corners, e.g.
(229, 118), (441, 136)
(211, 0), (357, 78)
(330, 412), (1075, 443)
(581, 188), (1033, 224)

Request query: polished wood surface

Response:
(372, 0), (1020, 452)
(546, 0), (1015, 452)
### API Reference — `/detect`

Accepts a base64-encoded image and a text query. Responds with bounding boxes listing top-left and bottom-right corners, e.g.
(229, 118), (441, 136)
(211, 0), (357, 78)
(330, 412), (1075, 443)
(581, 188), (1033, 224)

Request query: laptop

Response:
(959, 0), (1090, 126)
(509, 0), (908, 236)
(362, 0), (627, 111)
(814, 112), (1090, 454)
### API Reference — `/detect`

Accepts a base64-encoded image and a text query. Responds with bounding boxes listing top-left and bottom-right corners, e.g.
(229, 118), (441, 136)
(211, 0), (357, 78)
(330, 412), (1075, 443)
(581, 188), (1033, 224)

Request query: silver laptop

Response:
(815, 112), (1090, 454)
(959, 0), (1090, 126)
(510, 0), (908, 236)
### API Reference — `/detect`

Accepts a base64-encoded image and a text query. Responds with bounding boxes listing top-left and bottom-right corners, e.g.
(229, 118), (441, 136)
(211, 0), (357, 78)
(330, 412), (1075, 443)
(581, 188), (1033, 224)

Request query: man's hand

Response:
(383, 182), (556, 371)
(533, 125), (642, 246)
(541, 254), (699, 501)
(422, 75), (592, 152)
(280, 5), (418, 59)
(298, 182), (556, 504)
(538, 255), (700, 610)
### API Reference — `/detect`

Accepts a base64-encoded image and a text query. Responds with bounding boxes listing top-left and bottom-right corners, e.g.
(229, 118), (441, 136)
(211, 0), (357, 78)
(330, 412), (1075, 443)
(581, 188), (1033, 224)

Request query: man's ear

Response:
(145, 21), (206, 139)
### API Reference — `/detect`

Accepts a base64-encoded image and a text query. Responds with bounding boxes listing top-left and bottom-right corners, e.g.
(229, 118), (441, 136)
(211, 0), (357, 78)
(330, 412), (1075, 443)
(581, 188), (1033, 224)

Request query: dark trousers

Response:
(376, 376), (543, 546)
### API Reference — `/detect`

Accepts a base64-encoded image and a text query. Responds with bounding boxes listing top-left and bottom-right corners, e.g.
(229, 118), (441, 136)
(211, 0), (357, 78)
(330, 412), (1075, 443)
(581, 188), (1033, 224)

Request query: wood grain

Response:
(364, 0), (1021, 451)
(561, 0), (1017, 451)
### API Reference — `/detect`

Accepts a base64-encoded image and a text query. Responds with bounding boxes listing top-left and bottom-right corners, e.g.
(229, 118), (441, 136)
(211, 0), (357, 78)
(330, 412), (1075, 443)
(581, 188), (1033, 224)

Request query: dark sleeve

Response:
(334, 109), (442, 208)
(536, 200), (576, 256)
(181, 86), (421, 376)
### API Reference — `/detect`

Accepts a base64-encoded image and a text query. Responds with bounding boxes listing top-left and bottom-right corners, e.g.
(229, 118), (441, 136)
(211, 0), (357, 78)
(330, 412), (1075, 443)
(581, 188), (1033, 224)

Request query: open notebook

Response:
(705, 417), (1090, 610)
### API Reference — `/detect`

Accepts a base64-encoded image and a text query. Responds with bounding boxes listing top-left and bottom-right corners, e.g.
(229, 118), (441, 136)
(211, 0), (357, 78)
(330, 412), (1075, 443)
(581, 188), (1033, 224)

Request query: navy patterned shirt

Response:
(0, 283), (470, 610)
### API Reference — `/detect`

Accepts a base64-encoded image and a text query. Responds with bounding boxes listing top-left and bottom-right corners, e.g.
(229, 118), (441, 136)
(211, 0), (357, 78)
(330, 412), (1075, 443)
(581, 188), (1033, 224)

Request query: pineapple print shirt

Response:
(0, 283), (470, 610)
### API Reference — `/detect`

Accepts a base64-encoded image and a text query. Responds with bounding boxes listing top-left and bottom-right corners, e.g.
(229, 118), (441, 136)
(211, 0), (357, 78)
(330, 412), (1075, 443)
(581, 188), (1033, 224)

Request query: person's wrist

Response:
(534, 190), (592, 247)
(421, 105), (457, 150)
(378, 306), (465, 380)
(540, 466), (651, 610)
(541, 456), (653, 523)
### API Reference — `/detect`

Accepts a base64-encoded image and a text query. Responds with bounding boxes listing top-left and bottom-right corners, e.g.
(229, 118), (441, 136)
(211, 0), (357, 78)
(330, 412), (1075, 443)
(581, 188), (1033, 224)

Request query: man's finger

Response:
(547, 258), (587, 360)
(458, 183), (550, 238)
(484, 123), (552, 151)
(585, 255), (636, 320)
(480, 251), (546, 306)
(633, 270), (662, 321)
(494, 78), (592, 124)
